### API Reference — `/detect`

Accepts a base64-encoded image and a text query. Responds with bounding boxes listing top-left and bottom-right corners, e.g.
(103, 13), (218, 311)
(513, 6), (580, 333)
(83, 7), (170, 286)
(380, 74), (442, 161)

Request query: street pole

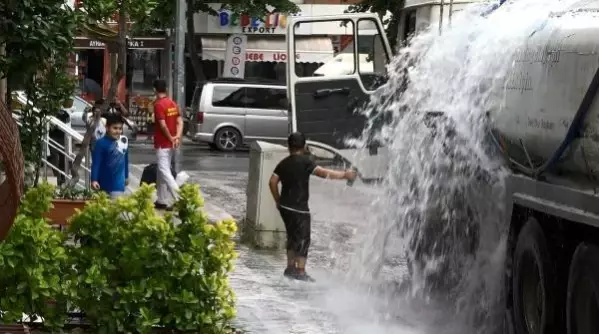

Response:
(174, 0), (186, 110)
(173, 0), (186, 174)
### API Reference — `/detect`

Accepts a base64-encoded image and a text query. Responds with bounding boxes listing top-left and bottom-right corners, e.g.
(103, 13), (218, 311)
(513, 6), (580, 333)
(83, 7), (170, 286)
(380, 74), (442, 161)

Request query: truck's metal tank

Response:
(492, 2), (599, 182)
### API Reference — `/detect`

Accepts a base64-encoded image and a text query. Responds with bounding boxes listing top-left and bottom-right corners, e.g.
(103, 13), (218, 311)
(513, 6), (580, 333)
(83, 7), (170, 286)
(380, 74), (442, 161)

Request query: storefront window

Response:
(129, 49), (162, 97)
(245, 62), (277, 80)
(75, 49), (105, 103)
(127, 49), (162, 121)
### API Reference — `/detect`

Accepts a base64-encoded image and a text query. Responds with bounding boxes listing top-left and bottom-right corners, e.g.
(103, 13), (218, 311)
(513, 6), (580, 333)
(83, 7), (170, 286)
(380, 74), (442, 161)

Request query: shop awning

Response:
(200, 36), (334, 63)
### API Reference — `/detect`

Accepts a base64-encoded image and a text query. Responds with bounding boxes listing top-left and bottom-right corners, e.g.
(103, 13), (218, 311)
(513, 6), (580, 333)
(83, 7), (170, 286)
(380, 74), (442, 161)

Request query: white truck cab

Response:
(284, 2), (486, 180)
(286, 13), (392, 180)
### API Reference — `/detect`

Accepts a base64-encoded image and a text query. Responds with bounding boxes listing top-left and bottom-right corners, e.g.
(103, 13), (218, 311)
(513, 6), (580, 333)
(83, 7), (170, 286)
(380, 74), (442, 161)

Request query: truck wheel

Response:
(566, 243), (599, 334)
(214, 127), (241, 152)
(512, 218), (557, 334)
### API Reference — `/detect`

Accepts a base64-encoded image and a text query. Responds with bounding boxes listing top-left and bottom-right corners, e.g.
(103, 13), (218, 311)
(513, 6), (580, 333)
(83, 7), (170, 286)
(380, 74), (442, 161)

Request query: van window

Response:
(245, 87), (287, 110)
(211, 86), (245, 108)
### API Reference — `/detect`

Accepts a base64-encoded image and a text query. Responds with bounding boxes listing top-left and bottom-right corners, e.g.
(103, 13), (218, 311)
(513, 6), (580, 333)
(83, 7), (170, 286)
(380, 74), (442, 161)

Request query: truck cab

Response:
(286, 14), (392, 180)
(284, 2), (486, 180)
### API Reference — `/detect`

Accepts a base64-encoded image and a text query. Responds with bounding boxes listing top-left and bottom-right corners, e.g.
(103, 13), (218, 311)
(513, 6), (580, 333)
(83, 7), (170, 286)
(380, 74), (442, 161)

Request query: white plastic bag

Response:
(175, 171), (190, 186)
(93, 118), (107, 140)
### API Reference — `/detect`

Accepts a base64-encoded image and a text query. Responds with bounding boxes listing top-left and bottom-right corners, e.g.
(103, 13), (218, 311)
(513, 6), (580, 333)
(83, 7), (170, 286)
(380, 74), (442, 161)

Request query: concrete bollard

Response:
(244, 141), (289, 249)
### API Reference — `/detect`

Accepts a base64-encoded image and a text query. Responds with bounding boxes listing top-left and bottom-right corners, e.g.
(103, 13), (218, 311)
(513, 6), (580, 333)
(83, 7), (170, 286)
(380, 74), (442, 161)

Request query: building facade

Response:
(71, 0), (366, 111)
(190, 3), (359, 87)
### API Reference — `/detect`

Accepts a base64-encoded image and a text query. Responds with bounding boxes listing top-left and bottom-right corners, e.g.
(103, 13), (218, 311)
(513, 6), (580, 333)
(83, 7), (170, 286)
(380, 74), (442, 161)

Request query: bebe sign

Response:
(245, 52), (299, 62)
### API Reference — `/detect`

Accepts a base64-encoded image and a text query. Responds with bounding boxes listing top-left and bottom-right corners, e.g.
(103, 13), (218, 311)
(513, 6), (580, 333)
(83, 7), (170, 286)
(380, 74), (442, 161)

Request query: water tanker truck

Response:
(285, 1), (599, 333)
(398, 2), (599, 333)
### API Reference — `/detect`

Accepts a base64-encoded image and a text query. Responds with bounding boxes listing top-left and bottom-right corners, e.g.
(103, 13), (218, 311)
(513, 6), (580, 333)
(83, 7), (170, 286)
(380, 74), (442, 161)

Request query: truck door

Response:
(286, 14), (392, 150)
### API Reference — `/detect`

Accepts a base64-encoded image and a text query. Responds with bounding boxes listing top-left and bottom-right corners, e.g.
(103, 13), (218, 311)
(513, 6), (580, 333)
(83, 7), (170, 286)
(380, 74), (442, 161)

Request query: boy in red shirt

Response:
(153, 79), (183, 210)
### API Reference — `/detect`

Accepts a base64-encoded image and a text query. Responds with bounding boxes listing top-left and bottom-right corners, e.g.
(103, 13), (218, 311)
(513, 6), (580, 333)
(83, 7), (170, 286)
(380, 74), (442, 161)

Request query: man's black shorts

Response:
(279, 207), (311, 257)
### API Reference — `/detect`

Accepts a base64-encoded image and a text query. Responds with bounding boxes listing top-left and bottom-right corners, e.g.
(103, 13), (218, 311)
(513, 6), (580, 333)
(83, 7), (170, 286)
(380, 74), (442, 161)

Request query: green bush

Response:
(0, 183), (238, 333)
(0, 183), (69, 331)
(67, 183), (238, 333)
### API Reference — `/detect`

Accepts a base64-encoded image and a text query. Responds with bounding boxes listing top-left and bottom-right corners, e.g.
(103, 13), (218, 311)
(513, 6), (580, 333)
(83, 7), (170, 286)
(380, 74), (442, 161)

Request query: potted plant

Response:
(44, 186), (95, 226)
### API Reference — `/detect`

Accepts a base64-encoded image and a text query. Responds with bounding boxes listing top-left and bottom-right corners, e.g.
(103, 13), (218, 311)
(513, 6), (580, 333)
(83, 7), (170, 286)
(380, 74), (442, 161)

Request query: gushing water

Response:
(343, 0), (585, 333)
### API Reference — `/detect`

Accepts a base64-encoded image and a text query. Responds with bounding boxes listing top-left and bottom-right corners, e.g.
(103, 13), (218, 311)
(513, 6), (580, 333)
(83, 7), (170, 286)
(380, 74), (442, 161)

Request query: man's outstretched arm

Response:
(269, 174), (281, 205)
(313, 166), (356, 180)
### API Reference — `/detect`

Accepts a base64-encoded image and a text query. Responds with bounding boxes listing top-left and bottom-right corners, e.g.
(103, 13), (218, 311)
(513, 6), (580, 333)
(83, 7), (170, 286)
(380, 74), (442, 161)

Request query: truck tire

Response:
(214, 127), (241, 152)
(566, 243), (599, 334)
(512, 218), (557, 334)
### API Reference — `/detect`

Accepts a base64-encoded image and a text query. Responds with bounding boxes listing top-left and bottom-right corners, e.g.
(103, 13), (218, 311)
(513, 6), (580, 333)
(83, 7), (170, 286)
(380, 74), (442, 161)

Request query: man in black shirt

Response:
(269, 132), (356, 281)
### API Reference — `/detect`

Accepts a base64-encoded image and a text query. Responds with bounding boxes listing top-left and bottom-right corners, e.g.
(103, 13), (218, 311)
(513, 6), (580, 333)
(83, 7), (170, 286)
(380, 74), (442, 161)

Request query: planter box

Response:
(44, 199), (87, 226)
(0, 324), (30, 333)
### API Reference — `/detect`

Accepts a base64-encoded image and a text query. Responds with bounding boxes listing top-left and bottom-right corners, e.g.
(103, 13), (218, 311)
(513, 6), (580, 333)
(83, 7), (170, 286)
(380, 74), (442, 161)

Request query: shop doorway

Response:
(79, 49), (104, 102)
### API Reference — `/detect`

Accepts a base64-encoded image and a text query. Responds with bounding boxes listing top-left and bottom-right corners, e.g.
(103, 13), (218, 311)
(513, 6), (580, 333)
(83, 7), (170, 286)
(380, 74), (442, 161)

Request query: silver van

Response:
(189, 79), (289, 151)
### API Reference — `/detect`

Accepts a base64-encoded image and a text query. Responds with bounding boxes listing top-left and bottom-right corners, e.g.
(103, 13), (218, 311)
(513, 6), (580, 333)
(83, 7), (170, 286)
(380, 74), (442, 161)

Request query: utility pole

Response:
(174, 0), (186, 110)
(173, 0), (187, 174)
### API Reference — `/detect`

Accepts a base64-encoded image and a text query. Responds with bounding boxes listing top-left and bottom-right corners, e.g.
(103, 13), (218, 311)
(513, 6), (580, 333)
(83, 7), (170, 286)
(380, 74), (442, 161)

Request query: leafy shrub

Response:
(0, 183), (69, 331)
(67, 183), (238, 333)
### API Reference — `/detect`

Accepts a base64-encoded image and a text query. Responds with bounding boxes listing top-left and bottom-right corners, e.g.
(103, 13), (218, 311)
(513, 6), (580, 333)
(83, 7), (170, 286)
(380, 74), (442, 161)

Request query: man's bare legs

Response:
(284, 250), (296, 277)
(287, 250), (296, 268)
(295, 256), (307, 273)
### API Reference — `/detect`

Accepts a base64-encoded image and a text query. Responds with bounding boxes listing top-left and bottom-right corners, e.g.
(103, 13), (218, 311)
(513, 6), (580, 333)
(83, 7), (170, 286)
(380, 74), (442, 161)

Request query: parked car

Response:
(188, 78), (289, 151)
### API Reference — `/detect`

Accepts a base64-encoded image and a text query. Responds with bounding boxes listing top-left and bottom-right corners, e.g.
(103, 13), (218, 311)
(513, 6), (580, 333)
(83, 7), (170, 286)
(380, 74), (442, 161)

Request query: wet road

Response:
(129, 140), (250, 173)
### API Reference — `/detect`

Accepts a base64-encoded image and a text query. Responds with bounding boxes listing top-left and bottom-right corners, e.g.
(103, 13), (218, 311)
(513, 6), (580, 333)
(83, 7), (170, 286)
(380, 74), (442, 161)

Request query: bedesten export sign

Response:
(217, 10), (302, 34)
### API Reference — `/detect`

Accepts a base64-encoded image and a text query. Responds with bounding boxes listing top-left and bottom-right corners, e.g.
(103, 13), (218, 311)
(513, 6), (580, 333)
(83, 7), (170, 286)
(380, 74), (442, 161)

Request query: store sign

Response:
(223, 34), (248, 79)
(218, 10), (301, 34)
(245, 52), (298, 62)
(75, 37), (166, 49)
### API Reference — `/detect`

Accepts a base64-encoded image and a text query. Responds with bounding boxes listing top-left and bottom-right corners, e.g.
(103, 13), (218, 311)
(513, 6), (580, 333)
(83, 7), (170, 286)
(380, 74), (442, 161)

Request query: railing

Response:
(12, 113), (91, 189)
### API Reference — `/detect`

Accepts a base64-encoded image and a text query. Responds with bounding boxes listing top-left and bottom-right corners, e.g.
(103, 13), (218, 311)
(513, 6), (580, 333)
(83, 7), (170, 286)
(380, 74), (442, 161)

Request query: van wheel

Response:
(566, 243), (599, 334)
(512, 218), (557, 334)
(215, 127), (241, 152)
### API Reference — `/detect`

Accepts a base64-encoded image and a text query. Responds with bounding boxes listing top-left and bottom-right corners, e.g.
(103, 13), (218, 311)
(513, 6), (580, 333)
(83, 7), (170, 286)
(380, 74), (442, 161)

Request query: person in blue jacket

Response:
(91, 114), (129, 198)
